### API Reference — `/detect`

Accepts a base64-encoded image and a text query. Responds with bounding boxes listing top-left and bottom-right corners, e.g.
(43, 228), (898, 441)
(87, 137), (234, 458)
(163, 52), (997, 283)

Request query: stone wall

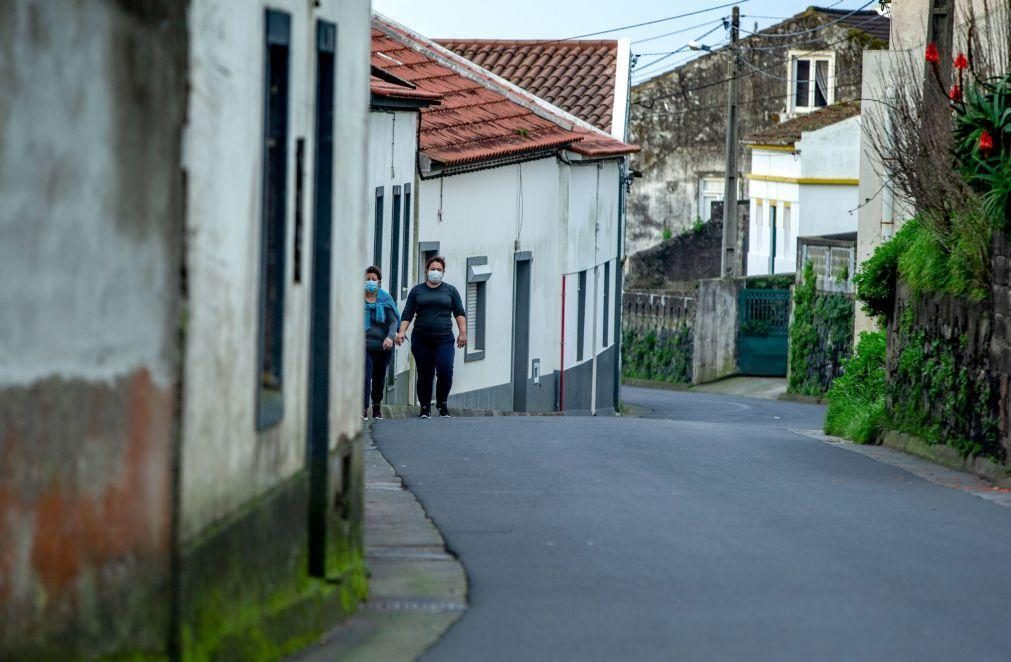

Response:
(883, 230), (1011, 462)
(692, 278), (742, 384)
(628, 11), (886, 254)
(622, 291), (695, 383)
(625, 220), (722, 290)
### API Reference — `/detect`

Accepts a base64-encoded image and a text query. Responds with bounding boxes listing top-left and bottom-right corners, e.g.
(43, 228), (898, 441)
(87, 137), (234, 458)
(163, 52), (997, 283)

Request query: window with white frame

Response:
(698, 177), (724, 222)
(789, 52), (834, 113)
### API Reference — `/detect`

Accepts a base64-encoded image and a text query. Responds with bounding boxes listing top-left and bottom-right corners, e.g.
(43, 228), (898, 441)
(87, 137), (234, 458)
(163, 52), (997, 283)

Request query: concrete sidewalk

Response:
(689, 376), (787, 400)
(289, 431), (466, 661)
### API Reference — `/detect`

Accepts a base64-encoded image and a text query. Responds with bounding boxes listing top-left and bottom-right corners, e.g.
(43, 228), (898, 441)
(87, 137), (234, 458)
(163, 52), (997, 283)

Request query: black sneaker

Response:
(419, 406), (431, 419)
(437, 404), (451, 418)
(372, 405), (383, 420)
(362, 408), (368, 421)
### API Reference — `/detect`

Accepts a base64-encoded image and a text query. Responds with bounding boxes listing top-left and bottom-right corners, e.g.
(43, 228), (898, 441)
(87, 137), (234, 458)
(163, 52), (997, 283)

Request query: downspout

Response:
(590, 163), (601, 415)
(614, 40), (634, 412)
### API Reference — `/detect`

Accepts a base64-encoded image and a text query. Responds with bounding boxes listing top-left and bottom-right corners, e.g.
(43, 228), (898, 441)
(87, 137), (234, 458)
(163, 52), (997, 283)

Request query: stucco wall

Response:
(0, 0), (187, 655)
(414, 156), (622, 411)
(181, 0), (370, 540)
(628, 13), (886, 255)
(692, 278), (741, 384)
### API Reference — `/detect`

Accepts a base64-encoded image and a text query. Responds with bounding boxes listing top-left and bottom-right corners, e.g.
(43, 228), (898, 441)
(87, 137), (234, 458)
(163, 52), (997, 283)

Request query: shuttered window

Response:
(465, 257), (490, 362)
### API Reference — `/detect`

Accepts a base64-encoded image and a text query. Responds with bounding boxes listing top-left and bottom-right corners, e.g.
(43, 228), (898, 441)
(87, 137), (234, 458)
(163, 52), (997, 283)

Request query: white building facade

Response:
(745, 106), (861, 276)
(371, 16), (636, 414)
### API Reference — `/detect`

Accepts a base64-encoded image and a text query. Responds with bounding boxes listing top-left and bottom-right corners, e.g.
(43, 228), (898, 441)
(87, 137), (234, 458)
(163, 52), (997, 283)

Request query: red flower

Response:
(925, 42), (940, 64)
(953, 52), (968, 70)
(979, 129), (995, 154)
(949, 84), (962, 101)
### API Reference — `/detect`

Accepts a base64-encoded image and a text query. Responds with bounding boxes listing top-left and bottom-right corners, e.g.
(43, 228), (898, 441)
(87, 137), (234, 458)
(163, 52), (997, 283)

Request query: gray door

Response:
(512, 254), (532, 411)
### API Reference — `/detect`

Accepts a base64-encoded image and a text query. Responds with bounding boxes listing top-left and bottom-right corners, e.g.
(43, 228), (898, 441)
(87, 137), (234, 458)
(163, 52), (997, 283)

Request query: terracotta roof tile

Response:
(372, 19), (637, 167)
(437, 39), (619, 133)
(744, 101), (861, 146)
(370, 75), (443, 103)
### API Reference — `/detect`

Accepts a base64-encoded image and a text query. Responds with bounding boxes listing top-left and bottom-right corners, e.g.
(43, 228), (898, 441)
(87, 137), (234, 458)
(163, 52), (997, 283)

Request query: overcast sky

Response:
(372, 0), (882, 84)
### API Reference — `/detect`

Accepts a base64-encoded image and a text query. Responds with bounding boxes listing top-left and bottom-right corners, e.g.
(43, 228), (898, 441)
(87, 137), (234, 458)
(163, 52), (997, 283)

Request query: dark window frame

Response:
(255, 8), (291, 431)
(603, 261), (610, 346)
(577, 270), (587, 361)
(373, 186), (384, 269)
(401, 183), (411, 297)
(389, 185), (401, 298)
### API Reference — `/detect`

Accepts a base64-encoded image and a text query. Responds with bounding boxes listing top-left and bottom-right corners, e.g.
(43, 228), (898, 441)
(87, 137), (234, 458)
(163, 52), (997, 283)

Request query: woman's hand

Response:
(395, 332), (406, 346)
(383, 338), (394, 350)
(456, 332), (467, 349)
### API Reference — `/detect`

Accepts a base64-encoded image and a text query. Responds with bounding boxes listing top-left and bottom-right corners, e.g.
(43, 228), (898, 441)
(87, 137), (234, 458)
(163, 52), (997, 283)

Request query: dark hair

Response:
(425, 256), (446, 270)
(365, 265), (382, 280)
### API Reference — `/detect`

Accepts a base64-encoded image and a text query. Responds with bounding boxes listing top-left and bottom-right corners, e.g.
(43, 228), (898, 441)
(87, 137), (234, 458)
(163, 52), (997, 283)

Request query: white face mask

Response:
(427, 269), (444, 283)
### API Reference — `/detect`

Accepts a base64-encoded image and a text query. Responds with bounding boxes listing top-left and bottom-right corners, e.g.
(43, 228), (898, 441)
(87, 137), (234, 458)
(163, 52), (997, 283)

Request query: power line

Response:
(632, 23), (728, 79)
(631, 17), (726, 46)
(736, 0), (875, 39)
(632, 11), (890, 107)
(442, 1), (750, 56)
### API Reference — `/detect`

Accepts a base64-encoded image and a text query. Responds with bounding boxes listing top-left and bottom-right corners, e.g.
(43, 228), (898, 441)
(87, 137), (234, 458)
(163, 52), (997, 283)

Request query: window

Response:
(790, 52), (833, 112)
(603, 261), (611, 346)
(768, 205), (778, 274)
(389, 185), (401, 296)
(293, 138), (305, 283)
(373, 187), (384, 269)
(699, 177), (724, 222)
(401, 184), (411, 296)
(256, 8), (291, 430)
(465, 256), (490, 362)
(577, 270), (587, 361)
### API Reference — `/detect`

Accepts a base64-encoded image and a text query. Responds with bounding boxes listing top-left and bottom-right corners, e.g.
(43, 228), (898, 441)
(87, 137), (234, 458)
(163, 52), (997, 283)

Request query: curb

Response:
(376, 405), (616, 419)
(621, 378), (692, 392)
(879, 430), (1011, 488)
(288, 429), (467, 661)
(776, 392), (825, 404)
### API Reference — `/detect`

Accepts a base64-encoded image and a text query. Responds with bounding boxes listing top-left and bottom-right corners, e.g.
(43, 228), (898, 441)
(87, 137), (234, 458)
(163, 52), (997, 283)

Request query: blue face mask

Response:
(365, 280), (379, 293)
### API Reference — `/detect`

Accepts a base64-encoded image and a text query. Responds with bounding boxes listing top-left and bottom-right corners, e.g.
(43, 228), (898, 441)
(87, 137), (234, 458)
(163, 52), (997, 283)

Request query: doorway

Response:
(512, 253), (532, 411)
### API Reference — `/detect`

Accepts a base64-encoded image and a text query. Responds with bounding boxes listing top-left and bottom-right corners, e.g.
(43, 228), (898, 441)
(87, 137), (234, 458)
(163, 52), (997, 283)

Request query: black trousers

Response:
(411, 334), (455, 407)
(364, 348), (391, 409)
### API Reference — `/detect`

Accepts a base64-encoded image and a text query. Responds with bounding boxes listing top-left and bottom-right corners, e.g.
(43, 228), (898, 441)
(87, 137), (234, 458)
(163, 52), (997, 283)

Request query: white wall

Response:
(798, 116), (861, 180)
(367, 109), (420, 380)
(414, 155), (623, 404)
(181, 0), (370, 540)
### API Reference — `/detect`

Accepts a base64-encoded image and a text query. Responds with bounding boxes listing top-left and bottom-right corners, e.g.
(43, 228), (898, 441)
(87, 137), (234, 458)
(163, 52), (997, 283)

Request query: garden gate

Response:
(738, 288), (790, 376)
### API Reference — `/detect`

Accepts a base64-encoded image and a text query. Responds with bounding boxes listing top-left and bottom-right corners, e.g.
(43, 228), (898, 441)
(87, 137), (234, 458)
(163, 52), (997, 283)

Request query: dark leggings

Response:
(364, 348), (391, 409)
(411, 334), (455, 407)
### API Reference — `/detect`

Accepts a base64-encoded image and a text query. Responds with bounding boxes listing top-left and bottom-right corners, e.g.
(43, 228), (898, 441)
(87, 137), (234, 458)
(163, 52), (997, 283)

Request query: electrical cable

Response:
(736, 0), (875, 39)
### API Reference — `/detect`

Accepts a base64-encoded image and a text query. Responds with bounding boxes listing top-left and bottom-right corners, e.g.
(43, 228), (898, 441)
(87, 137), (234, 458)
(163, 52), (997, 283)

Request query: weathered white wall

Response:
(748, 171), (799, 276)
(367, 109), (420, 380)
(798, 116), (861, 180)
(181, 0), (370, 540)
(798, 185), (859, 238)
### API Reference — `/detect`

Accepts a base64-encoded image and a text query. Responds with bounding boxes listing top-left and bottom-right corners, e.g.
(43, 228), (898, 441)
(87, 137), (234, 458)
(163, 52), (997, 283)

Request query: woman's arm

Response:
(451, 286), (467, 349)
(395, 288), (416, 346)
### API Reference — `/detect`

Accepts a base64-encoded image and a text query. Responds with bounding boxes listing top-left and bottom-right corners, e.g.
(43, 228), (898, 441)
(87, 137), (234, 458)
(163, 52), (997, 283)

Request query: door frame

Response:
(512, 251), (533, 412)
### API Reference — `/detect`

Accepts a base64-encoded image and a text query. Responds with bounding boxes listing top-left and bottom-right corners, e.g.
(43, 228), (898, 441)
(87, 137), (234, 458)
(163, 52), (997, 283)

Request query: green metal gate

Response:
(738, 288), (790, 376)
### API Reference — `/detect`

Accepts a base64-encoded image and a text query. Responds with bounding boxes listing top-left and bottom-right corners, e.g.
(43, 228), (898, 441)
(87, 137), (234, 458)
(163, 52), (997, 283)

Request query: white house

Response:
(744, 102), (862, 276)
(370, 16), (638, 414)
(0, 0), (372, 656)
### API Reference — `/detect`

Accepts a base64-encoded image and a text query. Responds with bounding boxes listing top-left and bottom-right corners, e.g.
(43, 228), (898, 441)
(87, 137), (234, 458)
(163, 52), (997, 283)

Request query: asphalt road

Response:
(371, 386), (1011, 661)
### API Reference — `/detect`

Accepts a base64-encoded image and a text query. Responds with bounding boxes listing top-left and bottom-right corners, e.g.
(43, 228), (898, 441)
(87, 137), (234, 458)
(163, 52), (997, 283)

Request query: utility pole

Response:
(721, 6), (740, 278)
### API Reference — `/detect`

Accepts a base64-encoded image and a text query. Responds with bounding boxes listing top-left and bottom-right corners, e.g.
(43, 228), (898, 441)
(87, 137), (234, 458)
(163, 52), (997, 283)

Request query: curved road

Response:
(371, 386), (1011, 661)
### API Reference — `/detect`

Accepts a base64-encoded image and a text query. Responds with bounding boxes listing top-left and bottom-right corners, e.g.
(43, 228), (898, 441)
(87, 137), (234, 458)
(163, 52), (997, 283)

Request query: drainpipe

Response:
(590, 164), (601, 415)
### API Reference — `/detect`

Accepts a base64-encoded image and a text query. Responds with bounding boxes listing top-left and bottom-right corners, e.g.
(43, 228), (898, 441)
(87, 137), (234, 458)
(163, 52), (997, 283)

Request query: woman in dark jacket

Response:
(395, 256), (466, 418)
(364, 265), (400, 420)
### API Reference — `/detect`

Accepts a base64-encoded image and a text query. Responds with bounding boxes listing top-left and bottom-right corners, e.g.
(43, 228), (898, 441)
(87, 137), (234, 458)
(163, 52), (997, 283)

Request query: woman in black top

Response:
(395, 256), (466, 418)
(364, 266), (399, 420)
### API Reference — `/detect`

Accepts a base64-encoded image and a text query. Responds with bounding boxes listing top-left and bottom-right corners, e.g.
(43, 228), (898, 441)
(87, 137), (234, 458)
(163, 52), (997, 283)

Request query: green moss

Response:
(622, 326), (693, 383)
(788, 261), (854, 396)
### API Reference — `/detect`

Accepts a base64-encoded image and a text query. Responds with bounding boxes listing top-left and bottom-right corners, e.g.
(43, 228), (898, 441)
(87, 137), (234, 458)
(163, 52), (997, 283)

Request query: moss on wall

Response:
(788, 262), (855, 396)
(622, 326), (693, 384)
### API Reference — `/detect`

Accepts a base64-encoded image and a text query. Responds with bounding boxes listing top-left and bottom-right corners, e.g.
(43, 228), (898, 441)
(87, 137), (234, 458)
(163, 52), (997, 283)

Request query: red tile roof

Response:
(370, 75), (443, 103)
(371, 17), (637, 168)
(436, 39), (618, 133)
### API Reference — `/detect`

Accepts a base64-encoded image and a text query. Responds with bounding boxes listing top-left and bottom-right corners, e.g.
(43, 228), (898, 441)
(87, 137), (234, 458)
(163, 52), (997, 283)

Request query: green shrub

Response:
(952, 74), (1011, 226)
(854, 219), (916, 320)
(824, 331), (887, 444)
(662, 228), (673, 241)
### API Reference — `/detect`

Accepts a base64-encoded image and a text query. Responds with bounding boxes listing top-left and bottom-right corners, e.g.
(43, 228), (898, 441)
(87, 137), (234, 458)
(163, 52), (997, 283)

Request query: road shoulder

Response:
(289, 431), (466, 661)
